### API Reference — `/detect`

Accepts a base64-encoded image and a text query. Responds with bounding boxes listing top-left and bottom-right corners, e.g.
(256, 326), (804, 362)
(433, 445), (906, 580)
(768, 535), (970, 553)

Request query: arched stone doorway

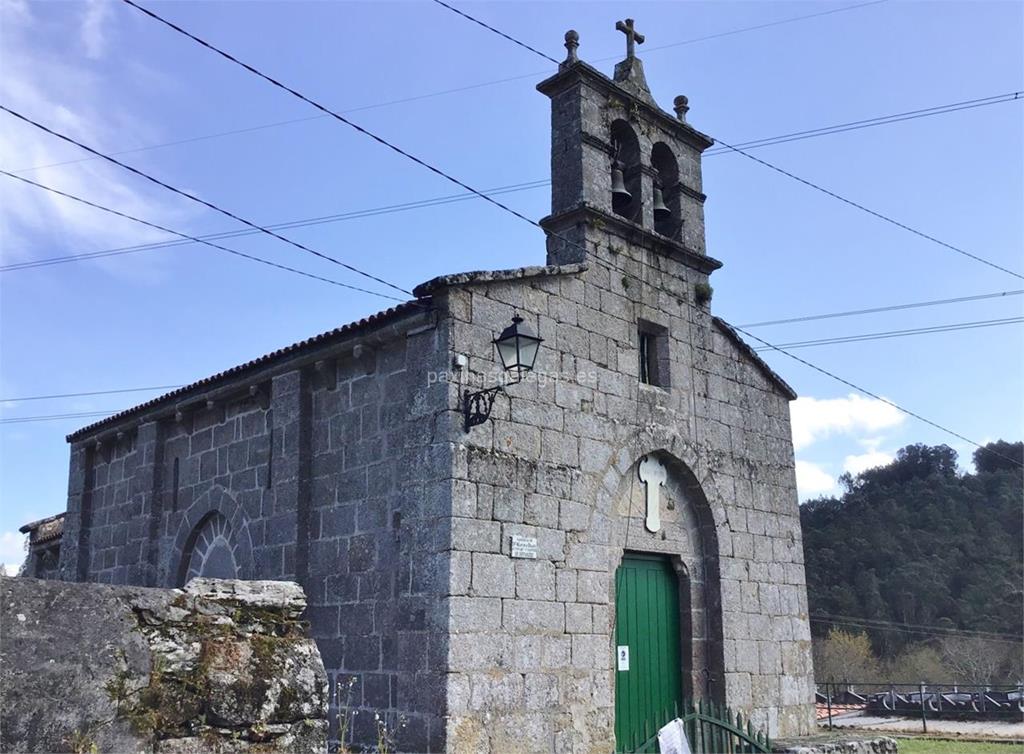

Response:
(610, 449), (726, 745)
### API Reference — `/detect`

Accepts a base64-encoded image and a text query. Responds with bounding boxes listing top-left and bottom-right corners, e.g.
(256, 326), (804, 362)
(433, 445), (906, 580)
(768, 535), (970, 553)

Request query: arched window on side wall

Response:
(179, 511), (239, 584)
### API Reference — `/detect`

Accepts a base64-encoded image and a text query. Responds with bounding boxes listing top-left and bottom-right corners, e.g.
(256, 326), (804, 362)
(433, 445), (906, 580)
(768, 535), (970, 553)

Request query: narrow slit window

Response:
(171, 457), (180, 511)
(265, 421), (274, 490)
(639, 332), (654, 385)
(638, 321), (670, 389)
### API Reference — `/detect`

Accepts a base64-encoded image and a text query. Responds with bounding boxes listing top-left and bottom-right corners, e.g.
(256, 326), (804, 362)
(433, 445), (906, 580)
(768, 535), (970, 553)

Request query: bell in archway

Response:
(653, 182), (670, 222)
(611, 162), (631, 209)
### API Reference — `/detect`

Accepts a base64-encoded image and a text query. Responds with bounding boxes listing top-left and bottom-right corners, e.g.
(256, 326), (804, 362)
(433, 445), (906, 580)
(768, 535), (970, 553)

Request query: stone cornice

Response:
(539, 205), (723, 275)
(413, 263), (588, 297)
(537, 61), (715, 152)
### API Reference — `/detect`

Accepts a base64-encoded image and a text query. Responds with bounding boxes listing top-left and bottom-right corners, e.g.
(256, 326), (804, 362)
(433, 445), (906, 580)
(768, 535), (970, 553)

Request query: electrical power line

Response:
(13, 159), (1017, 346)
(711, 135), (1024, 281)
(10, 88), (1014, 183)
(730, 322), (1023, 468)
(611, 1), (888, 58)
(7, 315), (1020, 405)
(0, 107), (414, 298)
(0, 179), (552, 272)
(813, 613), (1024, 641)
(0, 410), (123, 425)
(9, 0), (887, 176)
(752, 316), (1024, 351)
(430, 1), (1023, 281)
(740, 290), (1024, 328)
(702, 92), (1021, 156)
(0, 170), (407, 302)
(7, 91), (1019, 275)
(430, 0), (559, 64)
(1, 385), (184, 403)
(116, 1), (566, 244)
(125, 0), (981, 294)
(432, 0), (887, 66)
(809, 617), (1023, 645)
(114, 0), (1023, 470)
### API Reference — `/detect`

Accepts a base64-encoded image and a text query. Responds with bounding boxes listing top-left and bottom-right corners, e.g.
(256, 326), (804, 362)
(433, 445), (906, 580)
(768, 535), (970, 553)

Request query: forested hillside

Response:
(800, 441), (1023, 683)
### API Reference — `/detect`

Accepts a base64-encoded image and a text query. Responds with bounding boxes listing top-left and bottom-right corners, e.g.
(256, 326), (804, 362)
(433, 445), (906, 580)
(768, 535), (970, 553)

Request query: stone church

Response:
(43, 21), (816, 753)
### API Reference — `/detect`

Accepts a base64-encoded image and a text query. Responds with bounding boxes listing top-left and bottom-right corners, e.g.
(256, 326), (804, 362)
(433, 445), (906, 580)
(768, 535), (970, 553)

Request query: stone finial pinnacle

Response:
(562, 29), (579, 69)
(673, 95), (690, 122)
(615, 18), (645, 60)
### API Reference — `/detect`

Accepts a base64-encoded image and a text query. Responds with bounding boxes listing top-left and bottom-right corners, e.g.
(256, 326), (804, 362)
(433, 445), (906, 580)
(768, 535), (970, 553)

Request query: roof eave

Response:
(66, 299), (433, 442)
(712, 317), (798, 401)
(413, 262), (588, 298)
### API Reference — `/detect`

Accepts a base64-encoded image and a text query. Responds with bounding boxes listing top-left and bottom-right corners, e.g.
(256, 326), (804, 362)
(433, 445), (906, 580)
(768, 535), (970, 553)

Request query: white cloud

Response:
(790, 394), (905, 450)
(0, 530), (27, 576)
(81, 0), (111, 59)
(841, 436), (895, 475)
(795, 460), (836, 499)
(843, 449), (894, 475)
(0, 0), (188, 275)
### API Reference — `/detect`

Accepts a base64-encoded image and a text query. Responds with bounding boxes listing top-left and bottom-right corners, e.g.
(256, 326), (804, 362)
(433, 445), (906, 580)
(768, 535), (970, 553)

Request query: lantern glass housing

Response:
(494, 314), (542, 380)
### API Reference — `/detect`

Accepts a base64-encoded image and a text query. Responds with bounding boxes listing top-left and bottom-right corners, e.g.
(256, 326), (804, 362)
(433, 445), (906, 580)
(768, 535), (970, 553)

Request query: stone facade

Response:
(1, 576), (327, 753)
(59, 305), (455, 751)
(46, 27), (815, 753)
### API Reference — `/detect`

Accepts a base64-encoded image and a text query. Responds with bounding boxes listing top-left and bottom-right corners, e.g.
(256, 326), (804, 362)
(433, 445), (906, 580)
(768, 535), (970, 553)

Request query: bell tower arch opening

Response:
(610, 119), (642, 224)
(651, 142), (682, 239)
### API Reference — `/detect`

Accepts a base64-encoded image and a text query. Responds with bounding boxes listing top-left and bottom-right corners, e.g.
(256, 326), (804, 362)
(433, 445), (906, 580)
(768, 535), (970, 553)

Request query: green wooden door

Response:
(614, 554), (683, 752)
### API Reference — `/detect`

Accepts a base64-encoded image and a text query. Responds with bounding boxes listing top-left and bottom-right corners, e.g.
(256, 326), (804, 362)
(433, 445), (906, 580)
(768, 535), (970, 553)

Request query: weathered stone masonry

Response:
(1, 577), (328, 753)
(50, 25), (816, 754)
(60, 305), (456, 751)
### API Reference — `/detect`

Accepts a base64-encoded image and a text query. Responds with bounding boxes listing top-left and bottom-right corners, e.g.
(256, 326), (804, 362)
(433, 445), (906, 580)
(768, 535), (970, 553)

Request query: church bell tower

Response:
(537, 20), (722, 281)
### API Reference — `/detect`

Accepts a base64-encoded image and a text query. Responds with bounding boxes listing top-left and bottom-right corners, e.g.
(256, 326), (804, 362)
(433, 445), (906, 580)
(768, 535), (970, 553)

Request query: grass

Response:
(897, 737), (1023, 754)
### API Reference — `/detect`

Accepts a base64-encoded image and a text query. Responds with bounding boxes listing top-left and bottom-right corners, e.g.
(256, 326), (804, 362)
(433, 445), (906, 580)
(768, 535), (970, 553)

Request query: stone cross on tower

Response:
(615, 18), (645, 60)
(638, 455), (667, 533)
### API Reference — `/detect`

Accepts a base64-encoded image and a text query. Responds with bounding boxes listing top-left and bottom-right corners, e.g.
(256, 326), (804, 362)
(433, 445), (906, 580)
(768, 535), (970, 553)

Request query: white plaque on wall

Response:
(617, 645), (630, 671)
(510, 535), (538, 559)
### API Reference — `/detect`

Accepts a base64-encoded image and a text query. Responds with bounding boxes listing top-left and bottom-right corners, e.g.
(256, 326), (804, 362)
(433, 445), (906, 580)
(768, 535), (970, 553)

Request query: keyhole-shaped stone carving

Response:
(638, 455), (667, 533)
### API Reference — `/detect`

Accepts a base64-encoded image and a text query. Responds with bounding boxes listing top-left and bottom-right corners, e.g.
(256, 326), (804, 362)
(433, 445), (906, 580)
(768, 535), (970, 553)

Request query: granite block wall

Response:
(57, 306), (454, 752)
(435, 241), (815, 753)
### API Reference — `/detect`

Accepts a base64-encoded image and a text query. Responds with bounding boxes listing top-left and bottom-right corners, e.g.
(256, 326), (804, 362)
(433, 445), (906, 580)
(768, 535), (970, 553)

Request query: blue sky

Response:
(1, 0), (1021, 572)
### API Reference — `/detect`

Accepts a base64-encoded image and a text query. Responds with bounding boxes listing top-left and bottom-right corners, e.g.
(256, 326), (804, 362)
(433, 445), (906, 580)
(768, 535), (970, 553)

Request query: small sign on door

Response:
(617, 645), (630, 671)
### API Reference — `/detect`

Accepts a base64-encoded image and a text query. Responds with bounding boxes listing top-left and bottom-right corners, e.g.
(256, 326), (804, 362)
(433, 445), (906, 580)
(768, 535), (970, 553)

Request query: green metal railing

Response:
(622, 699), (771, 754)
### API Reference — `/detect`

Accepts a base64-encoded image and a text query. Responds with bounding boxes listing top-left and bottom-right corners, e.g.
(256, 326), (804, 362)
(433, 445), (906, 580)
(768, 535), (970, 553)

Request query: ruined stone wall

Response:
(1, 577), (327, 753)
(773, 734), (899, 754)
(435, 239), (814, 752)
(57, 307), (454, 752)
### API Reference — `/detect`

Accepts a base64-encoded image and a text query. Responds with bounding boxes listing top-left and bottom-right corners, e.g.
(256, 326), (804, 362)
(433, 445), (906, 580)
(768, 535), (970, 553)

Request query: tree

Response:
(887, 644), (945, 684)
(938, 637), (1019, 685)
(813, 628), (881, 683)
(973, 440), (1024, 474)
(802, 440), (1023, 673)
(857, 443), (959, 488)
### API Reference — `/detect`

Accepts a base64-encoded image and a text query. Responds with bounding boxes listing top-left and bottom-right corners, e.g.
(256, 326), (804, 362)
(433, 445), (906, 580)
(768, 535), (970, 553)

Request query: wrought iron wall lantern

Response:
(463, 313), (543, 431)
